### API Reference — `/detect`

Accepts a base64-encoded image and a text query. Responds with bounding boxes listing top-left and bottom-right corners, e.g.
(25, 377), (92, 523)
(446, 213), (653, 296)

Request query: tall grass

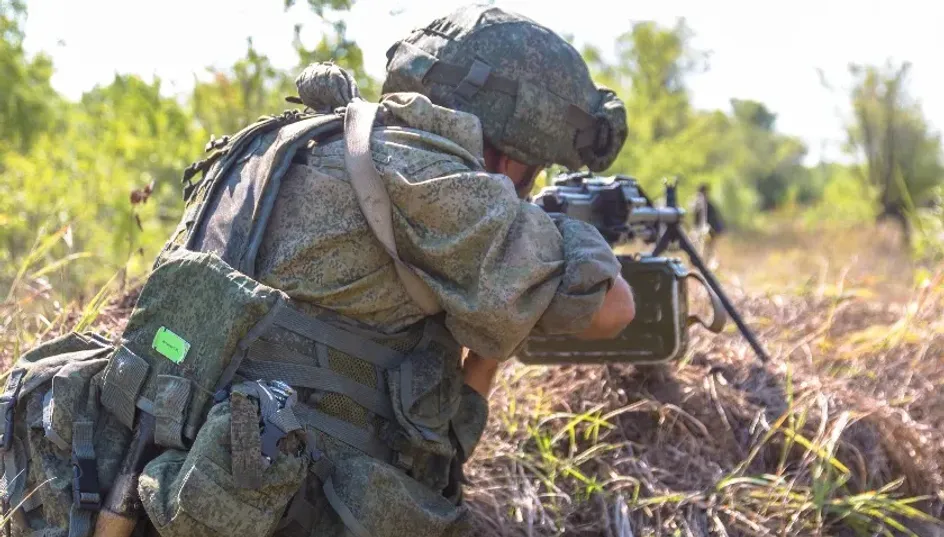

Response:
(1, 224), (122, 365)
(2, 221), (942, 537)
(466, 223), (944, 537)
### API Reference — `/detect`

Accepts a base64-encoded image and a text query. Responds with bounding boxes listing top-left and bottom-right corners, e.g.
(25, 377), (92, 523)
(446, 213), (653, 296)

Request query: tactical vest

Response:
(0, 99), (481, 537)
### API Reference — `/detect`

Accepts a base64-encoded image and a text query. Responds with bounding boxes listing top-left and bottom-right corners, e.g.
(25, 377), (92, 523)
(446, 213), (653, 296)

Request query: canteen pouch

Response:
(138, 388), (308, 537)
(98, 249), (289, 447)
(519, 256), (726, 365)
(385, 323), (463, 492)
(321, 454), (474, 537)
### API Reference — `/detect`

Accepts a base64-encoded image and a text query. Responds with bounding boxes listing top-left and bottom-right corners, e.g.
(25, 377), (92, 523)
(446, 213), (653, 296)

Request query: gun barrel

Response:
(628, 207), (684, 225)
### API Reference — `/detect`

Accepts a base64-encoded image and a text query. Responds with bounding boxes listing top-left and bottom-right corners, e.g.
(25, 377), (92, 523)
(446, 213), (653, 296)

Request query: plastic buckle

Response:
(260, 419), (288, 461)
(71, 455), (101, 511)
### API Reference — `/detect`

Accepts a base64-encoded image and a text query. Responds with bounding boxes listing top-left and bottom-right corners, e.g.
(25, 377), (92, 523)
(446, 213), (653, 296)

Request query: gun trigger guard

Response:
(684, 272), (727, 333)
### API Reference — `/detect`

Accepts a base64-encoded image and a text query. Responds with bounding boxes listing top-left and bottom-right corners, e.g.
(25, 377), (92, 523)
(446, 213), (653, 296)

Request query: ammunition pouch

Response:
(98, 249), (289, 451)
(138, 386), (308, 537)
(383, 323), (463, 492)
(317, 454), (474, 537)
(520, 255), (726, 365)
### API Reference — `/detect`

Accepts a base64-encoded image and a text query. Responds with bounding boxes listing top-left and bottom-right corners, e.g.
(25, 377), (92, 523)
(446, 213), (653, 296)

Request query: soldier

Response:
(135, 4), (637, 537)
(692, 183), (726, 268)
(263, 5), (632, 535)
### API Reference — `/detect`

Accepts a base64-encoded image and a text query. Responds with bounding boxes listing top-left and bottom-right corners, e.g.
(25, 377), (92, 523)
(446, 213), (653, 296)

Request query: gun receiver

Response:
(520, 171), (770, 365)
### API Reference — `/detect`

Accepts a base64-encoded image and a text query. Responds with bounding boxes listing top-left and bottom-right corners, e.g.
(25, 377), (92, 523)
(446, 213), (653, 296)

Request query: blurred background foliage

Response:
(2, 0), (942, 307)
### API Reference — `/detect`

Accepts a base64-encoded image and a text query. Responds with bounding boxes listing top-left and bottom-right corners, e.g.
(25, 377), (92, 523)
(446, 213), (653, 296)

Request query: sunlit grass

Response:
(464, 219), (944, 536)
(3, 220), (943, 537)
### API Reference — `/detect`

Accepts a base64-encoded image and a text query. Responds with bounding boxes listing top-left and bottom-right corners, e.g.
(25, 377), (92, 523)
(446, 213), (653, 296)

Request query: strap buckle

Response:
(71, 454), (101, 511)
(453, 59), (492, 102)
(260, 381), (297, 461)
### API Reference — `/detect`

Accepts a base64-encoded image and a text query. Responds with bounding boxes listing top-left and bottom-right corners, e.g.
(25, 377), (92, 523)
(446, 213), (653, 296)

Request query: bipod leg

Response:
(657, 225), (771, 363)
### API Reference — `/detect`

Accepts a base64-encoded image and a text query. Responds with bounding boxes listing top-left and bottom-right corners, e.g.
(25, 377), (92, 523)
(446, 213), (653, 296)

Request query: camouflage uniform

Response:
(211, 88), (615, 535)
(256, 91), (622, 360)
(0, 6), (630, 537)
(241, 6), (627, 535)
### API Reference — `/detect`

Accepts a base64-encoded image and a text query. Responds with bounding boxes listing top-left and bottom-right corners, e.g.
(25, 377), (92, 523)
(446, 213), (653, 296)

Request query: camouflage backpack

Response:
(0, 65), (486, 537)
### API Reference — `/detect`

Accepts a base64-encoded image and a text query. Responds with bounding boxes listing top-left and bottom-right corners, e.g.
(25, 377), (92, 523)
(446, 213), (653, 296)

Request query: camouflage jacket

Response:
(256, 92), (622, 360)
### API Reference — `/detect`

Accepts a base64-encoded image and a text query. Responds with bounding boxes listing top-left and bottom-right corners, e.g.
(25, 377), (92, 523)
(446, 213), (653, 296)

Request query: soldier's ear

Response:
(496, 154), (541, 198)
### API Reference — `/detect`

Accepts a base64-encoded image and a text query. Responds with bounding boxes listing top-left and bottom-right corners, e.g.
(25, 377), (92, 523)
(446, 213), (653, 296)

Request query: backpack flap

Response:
(99, 249), (290, 450)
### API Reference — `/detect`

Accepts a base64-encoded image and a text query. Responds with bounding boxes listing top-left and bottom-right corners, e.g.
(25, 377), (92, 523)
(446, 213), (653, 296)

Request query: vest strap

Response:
(343, 99), (443, 316)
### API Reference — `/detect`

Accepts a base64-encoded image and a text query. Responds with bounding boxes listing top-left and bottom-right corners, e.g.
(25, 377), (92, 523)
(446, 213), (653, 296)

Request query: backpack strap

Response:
(343, 99), (443, 316)
(184, 112), (345, 277)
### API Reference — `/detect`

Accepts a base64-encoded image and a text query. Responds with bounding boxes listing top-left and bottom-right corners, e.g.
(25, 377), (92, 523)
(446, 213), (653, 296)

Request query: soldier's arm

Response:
(462, 275), (634, 396)
(575, 273), (635, 340)
(387, 165), (628, 361)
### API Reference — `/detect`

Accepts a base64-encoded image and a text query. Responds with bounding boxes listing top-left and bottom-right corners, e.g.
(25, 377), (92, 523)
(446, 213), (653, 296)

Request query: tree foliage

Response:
(1, 2), (941, 299)
(0, 0), (57, 153)
(845, 61), (944, 236)
(583, 20), (812, 225)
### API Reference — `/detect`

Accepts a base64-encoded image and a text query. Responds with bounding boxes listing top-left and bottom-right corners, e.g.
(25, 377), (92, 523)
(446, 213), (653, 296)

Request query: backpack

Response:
(1, 97), (482, 537)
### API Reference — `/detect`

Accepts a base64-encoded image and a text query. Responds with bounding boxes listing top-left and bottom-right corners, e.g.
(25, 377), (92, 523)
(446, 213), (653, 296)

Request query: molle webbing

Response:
(235, 303), (411, 461)
(272, 306), (408, 370)
(239, 343), (395, 421)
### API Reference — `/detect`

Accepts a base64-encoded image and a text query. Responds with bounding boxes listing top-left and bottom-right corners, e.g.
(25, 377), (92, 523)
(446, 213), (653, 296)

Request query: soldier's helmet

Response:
(382, 4), (628, 172)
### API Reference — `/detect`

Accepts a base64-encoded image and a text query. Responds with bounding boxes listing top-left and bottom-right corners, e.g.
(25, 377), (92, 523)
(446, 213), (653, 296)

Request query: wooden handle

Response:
(92, 509), (137, 537)
(92, 413), (158, 537)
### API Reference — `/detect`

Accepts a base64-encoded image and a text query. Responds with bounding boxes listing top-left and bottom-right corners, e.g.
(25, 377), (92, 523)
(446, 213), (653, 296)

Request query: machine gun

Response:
(519, 171), (770, 365)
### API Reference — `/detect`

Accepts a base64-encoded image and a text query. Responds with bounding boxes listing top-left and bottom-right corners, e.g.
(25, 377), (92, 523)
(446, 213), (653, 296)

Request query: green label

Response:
(152, 326), (190, 364)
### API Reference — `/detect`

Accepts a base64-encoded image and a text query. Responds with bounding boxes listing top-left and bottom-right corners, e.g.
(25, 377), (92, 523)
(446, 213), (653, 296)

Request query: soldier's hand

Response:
(462, 350), (500, 397)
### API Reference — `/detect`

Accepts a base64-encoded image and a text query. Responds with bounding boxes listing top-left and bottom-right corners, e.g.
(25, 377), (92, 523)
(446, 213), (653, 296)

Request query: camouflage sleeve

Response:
(529, 213), (623, 335)
(386, 167), (621, 360)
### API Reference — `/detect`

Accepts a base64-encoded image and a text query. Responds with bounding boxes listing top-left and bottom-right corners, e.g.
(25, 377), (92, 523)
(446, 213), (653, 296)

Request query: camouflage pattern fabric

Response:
(100, 248), (288, 444)
(295, 62), (360, 113)
(257, 91), (622, 361)
(383, 5), (628, 172)
(138, 385), (308, 537)
(2, 21), (626, 532)
(0, 331), (130, 537)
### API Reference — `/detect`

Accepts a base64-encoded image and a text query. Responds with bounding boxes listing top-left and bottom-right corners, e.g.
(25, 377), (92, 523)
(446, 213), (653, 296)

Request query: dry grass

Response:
(2, 221), (943, 537)
(464, 223), (944, 536)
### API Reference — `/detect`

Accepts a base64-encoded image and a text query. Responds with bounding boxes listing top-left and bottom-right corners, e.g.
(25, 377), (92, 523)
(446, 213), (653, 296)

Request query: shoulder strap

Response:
(343, 100), (443, 316)
(183, 112), (344, 277)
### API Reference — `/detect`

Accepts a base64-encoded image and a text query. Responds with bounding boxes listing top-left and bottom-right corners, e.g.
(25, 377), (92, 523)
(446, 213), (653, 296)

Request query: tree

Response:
(0, 74), (203, 290)
(0, 0), (57, 155)
(727, 99), (808, 210)
(191, 37), (295, 138)
(582, 20), (760, 226)
(845, 61), (944, 238)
